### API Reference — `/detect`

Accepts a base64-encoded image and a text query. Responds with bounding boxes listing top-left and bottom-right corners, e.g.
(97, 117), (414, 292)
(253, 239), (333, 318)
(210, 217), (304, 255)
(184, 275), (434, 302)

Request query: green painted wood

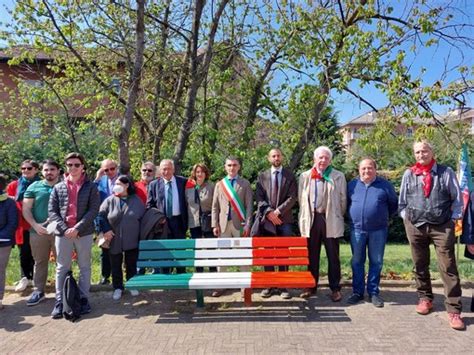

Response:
(139, 250), (196, 260)
(196, 290), (204, 308)
(139, 239), (195, 250)
(137, 260), (195, 268)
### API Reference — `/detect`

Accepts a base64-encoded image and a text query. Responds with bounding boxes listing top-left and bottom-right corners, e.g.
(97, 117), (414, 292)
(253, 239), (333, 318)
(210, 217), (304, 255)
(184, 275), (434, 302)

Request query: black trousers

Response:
(163, 216), (186, 274)
(100, 247), (111, 280)
(19, 230), (34, 280)
(110, 249), (139, 290)
(308, 212), (341, 292)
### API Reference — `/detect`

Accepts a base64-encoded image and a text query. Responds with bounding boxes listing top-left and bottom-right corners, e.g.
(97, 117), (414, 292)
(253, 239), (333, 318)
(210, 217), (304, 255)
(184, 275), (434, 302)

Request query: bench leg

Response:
(196, 290), (204, 308)
(244, 288), (252, 306)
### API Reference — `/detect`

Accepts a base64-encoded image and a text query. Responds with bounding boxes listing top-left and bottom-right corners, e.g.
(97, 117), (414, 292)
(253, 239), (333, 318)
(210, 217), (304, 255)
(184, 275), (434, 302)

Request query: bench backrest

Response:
(137, 237), (309, 269)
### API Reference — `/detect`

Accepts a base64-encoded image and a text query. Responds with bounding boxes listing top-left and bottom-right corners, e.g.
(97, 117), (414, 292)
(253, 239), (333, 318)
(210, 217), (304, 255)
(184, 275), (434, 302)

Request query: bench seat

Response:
(125, 237), (315, 307)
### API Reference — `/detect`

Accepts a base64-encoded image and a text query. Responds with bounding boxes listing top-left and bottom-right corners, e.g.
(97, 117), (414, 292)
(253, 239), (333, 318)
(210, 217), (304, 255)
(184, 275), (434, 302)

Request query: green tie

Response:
(166, 181), (173, 218)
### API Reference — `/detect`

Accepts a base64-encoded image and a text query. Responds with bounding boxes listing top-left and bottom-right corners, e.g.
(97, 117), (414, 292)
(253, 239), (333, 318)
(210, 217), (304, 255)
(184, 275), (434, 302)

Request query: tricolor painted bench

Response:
(125, 237), (315, 307)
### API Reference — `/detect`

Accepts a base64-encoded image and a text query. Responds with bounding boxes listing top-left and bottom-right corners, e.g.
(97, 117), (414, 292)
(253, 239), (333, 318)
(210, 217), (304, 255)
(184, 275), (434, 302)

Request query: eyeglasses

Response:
(21, 166), (34, 171)
(104, 167), (116, 173)
(142, 169), (153, 173)
(66, 163), (82, 168)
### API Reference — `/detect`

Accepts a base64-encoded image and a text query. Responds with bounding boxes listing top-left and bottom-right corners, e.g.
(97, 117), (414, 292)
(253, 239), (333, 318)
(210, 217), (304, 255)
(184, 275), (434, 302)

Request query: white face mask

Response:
(113, 185), (125, 194)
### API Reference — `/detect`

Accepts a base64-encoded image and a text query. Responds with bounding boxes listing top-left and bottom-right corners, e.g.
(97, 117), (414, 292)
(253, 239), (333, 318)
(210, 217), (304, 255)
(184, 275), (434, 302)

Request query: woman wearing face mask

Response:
(98, 175), (145, 300)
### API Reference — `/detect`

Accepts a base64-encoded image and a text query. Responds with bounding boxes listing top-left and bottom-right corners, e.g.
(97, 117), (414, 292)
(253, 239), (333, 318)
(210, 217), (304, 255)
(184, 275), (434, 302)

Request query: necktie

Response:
(271, 171), (279, 208)
(166, 181), (173, 218)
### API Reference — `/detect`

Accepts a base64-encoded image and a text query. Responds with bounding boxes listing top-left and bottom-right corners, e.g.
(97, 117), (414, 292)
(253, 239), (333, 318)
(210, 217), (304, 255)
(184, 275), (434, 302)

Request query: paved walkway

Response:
(1, 286), (474, 354)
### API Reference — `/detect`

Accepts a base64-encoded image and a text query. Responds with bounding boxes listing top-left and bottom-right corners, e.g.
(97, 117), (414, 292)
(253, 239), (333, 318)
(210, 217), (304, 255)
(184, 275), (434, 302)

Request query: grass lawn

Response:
(4, 242), (474, 286)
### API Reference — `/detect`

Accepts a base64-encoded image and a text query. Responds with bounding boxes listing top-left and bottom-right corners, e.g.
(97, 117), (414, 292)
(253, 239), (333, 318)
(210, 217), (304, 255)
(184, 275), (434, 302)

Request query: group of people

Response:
(0, 140), (472, 331)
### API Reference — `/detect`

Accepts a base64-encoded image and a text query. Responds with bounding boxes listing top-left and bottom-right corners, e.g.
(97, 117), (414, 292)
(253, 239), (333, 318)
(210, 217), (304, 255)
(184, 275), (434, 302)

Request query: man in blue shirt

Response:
(347, 158), (397, 307)
(94, 159), (119, 285)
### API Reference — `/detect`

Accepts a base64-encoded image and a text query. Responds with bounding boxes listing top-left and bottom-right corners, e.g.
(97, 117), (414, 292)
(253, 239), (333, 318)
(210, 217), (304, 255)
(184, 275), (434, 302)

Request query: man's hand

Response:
(242, 225), (250, 237)
(104, 230), (114, 241)
(266, 211), (283, 226)
(95, 168), (105, 181)
(467, 245), (474, 254)
(64, 228), (79, 239)
(213, 226), (221, 237)
(33, 223), (49, 236)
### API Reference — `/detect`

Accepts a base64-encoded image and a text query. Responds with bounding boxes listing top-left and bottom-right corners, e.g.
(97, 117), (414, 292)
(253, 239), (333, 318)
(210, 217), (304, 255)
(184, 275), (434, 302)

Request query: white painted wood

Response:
(195, 238), (252, 249)
(194, 249), (253, 259)
(193, 259), (253, 267)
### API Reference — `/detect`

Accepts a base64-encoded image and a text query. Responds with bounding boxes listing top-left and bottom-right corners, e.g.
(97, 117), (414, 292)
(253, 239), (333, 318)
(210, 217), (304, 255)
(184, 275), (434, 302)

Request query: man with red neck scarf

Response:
(298, 146), (346, 301)
(399, 140), (464, 330)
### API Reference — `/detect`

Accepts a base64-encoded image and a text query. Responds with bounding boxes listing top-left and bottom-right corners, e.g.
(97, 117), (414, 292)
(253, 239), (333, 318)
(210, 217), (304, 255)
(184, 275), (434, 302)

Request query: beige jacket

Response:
(211, 177), (253, 232)
(298, 167), (347, 238)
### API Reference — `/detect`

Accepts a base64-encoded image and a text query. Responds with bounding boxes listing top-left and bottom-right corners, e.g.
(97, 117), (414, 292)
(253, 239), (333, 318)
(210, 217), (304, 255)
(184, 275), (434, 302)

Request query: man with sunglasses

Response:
(6, 159), (40, 292)
(48, 152), (100, 319)
(135, 161), (156, 205)
(94, 159), (119, 285)
(22, 159), (61, 306)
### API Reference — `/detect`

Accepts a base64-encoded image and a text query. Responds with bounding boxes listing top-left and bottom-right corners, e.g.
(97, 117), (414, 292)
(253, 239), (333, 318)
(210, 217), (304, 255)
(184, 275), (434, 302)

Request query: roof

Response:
(341, 111), (378, 126)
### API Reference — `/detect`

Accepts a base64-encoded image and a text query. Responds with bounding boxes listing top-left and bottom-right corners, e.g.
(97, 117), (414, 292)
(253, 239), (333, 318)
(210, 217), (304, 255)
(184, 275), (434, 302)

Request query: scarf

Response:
(311, 165), (333, 185)
(15, 175), (40, 201)
(410, 159), (436, 197)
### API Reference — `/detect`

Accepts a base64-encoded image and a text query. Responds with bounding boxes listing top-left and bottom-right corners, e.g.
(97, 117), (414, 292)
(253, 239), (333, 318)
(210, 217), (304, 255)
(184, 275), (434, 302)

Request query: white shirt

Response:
(163, 176), (181, 216)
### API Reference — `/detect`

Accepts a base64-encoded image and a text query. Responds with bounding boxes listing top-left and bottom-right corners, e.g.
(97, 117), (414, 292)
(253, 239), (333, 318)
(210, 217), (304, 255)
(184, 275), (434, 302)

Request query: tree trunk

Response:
(173, 0), (229, 174)
(118, 0), (145, 174)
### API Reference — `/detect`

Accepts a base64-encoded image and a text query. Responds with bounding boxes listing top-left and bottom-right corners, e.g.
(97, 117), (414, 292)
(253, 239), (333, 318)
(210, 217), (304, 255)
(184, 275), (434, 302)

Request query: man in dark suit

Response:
(255, 148), (297, 299)
(146, 159), (188, 273)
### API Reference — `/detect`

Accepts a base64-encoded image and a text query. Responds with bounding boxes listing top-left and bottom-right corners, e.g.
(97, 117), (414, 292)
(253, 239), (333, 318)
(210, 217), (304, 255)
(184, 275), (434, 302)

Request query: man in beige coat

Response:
(298, 146), (346, 300)
(211, 156), (253, 297)
(212, 157), (253, 238)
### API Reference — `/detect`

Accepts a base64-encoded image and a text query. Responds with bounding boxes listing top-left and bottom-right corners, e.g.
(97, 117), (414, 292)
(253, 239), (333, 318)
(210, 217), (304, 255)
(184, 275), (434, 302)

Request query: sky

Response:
(0, 0), (472, 124)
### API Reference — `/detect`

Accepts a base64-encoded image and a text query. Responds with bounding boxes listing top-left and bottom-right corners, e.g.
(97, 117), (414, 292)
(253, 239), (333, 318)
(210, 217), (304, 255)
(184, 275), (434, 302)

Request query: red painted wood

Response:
(252, 249), (308, 258)
(253, 258), (309, 266)
(250, 272), (315, 288)
(252, 237), (308, 248)
(243, 288), (252, 306)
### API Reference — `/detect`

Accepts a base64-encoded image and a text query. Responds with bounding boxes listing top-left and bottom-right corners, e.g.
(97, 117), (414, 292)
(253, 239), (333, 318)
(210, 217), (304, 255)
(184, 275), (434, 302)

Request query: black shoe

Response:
(51, 301), (63, 319)
(80, 298), (91, 315)
(347, 293), (364, 305)
(99, 278), (110, 285)
(280, 288), (292, 300)
(370, 294), (384, 308)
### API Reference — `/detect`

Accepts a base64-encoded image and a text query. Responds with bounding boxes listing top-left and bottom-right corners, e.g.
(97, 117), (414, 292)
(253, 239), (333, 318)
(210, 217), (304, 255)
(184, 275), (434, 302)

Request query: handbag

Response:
(200, 211), (212, 233)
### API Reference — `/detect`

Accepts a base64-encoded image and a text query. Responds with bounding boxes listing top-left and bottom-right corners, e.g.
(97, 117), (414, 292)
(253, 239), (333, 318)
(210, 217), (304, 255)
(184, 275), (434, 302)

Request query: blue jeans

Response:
(350, 228), (387, 296)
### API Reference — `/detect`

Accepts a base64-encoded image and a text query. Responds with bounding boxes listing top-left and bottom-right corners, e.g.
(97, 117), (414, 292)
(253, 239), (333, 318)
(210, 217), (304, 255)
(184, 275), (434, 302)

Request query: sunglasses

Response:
(142, 169), (153, 173)
(66, 163), (82, 168)
(104, 167), (116, 173)
(21, 166), (34, 171)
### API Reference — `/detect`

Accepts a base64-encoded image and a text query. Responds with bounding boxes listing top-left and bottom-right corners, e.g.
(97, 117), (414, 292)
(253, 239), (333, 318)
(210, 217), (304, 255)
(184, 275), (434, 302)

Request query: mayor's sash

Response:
(220, 177), (246, 223)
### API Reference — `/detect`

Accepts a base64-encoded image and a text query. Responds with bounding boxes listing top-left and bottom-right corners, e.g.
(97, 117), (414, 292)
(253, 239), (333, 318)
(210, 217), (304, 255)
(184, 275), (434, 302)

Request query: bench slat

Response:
(125, 271), (315, 290)
(139, 248), (308, 261)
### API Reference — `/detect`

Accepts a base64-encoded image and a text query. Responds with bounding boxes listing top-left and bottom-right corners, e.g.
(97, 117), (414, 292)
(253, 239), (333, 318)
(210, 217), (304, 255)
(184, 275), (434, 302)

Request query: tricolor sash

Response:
(221, 177), (246, 222)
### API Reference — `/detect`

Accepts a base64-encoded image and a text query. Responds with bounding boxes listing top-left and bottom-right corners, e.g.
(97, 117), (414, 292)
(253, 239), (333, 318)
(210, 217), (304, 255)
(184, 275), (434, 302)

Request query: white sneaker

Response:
(15, 277), (29, 292)
(112, 289), (123, 301)
(130, 289), (139, 297)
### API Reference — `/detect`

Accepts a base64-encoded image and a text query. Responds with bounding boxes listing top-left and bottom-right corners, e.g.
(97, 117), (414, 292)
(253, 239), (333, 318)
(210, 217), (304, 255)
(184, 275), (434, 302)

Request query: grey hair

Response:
(313, 146), (333, 160)
(159, 159), (175, 167)
(413, 140), (433, 152)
